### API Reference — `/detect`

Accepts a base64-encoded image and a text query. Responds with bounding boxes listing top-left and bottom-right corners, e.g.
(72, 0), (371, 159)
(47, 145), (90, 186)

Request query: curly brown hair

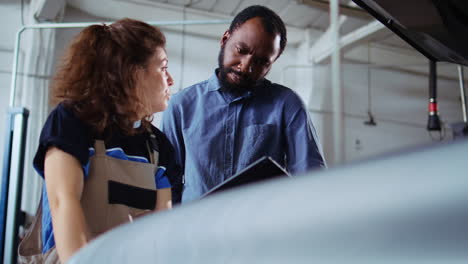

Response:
(51, 18), (166, 136)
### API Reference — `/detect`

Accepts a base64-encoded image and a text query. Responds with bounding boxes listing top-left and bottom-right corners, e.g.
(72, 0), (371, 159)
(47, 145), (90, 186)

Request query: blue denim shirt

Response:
(162, 71), (326, 202)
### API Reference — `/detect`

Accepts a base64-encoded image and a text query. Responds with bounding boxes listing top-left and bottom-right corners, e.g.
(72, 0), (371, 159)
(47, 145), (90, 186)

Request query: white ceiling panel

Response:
(262, 0), (290, 14)
(280, 1), (322, 28)
(67, 0), (425, 57)
(210, 0), (242, 15)
(289, 13), (316, 28)
(340, 17), (369, 35)
(190, 0), (218, 10)
(165, 0), (190, 5)
(311, 11), (329, 30)
(232, 0), (272, 15)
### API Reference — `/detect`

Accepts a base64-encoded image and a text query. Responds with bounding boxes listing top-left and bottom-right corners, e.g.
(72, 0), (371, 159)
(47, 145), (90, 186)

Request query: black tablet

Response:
(202, 156), (290, 198)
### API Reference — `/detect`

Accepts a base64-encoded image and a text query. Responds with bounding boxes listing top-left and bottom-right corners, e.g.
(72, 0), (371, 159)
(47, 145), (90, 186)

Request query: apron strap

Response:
(146, 141), (158, 165)
(147, 134), (159, 165)
(94, 140), (106, 155)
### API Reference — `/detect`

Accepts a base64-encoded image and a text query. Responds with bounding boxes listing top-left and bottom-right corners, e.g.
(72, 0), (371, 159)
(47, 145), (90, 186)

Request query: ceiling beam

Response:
(68, 0), (308, 44)
(297, 0), (372, 19)
(310, 20), (386, 63)
(34, 0), (66, 21)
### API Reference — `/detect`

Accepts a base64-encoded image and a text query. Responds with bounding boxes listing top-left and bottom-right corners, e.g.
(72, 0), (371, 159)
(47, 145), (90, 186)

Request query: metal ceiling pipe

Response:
(8, 19), (230, 108)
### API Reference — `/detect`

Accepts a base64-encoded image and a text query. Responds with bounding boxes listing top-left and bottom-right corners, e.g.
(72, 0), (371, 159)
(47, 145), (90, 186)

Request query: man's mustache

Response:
(226, 68), (252, 82)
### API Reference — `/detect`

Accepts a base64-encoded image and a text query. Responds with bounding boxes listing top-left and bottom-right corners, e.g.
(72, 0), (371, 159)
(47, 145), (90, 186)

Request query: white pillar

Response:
(330, 0), (345, 164)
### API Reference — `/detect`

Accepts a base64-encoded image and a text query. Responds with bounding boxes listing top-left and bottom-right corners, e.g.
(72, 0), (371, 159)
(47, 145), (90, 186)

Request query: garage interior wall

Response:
(0, 1), (465, 215)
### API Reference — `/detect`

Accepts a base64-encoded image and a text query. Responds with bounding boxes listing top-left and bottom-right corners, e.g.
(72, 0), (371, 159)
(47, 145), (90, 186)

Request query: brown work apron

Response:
(18, 140), (158, 264)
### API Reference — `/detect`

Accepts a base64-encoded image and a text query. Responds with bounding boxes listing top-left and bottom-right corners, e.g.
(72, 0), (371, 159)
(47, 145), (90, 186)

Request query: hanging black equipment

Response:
(427, 60), (441, 131)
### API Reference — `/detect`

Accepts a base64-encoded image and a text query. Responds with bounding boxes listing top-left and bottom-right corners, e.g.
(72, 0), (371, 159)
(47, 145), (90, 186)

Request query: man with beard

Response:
(162, 5), (326, 202)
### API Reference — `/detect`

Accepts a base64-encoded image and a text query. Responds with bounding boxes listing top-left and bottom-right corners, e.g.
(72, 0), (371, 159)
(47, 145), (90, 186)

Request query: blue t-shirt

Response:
(33, 103), (181, 253)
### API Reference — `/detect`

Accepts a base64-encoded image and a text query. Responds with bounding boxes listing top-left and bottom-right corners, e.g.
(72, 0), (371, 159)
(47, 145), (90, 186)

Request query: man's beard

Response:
(217, 47), (263, 97)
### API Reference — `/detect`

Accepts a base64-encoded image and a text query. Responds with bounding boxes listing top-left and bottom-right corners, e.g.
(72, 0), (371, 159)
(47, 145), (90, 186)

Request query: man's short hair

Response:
(228, 5), (287, 58)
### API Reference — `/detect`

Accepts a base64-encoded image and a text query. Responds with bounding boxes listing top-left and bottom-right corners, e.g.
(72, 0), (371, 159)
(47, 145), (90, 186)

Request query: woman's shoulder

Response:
(42, 103), (94, 144)
(48, 102), (89, 129)
(34, 102), (94, 170)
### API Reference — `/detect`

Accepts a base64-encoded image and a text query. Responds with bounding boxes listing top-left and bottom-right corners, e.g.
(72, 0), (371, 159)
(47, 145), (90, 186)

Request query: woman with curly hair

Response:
(18, 18), (181, 263)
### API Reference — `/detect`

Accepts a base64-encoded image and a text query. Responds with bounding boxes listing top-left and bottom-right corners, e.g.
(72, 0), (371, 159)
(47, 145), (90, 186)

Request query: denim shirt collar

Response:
(208, 69), (263, 102)
(207, 69), (222, 92)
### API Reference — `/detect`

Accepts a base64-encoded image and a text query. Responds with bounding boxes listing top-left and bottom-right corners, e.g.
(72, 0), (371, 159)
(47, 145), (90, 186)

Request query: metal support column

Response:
(330, 0), (345, 164)
(457, 65), (468, 135)
(1, 107), (29, 264)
